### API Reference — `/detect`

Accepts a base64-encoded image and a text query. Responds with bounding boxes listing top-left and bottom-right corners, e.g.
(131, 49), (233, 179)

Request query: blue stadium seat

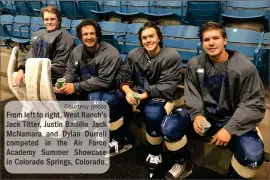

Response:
(263, 32), (270, 46)
(77, 0), (99, 19)
(223, 10), (269, 19)
(70, 19), (83, 27)
(73, 37), (82, 46)
(61, 18), (72, 30)
(121, 23), (145, 55)
(28, 1), (43, 16)
(225, 27), (264, 69)
(101, 1), (125, 12)
(0, 24), (11, 48)
(145, 1), (185, 24)
(224, 1), (270, 9)
(22, 17), (45, 46)
(69, 19), (83, 36)
(0, 14), (14, 40)
(98, 21), (127, 51)
(226, 28), (263, 44)
(69, 19), (83, 46)
(13, 1), (33, 16)
(58, 1), (79, 19)
(30, 17), (44, 32)
(222, 1), (270, 27)
(113, 1), (151, 22)
(101, 34), (121, 51)
(259, 47), (269, 84)
(98, 21), (126, 36)
(0, 1), (15, 15)
(185, 1), (221, 26)
(162, 25), (201, 66)
(260, 32), (270, 84)
(11, 15), (31, 39)
(91, 1), (126, 21)
(8, 15), (31, 49)
(150, 1), (186, 16)
(0, 14), (14, 24)
(125, 1), (150, 14)
(44, 1), (59, 8)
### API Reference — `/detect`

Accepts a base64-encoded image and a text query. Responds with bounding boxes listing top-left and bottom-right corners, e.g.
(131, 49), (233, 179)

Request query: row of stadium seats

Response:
(0, 15), (72, 48)
(1, 14), (269, 68)
(1, 1), (269, 31)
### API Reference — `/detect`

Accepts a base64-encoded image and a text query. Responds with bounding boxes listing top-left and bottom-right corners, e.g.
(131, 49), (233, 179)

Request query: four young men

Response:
(19, 11), (265, 179)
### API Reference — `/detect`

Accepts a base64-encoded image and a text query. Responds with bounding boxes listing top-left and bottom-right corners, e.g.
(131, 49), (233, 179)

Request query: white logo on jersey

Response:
(152, 98), (166, 103)
(197, 68), (204, 73)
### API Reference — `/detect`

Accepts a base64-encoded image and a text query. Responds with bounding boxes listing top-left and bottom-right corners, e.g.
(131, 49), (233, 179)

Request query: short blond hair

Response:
(40, 5), (62, 28)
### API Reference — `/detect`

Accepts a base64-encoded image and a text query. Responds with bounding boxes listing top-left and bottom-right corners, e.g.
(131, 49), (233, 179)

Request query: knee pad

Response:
(102, 91), (120, 108)
(114, 90), (130, 114)
(234, 132), (264, 169)
(114, 90), (125, 100)
(144, 101), (166, 137)
(161, 111), (189, 142)
(231, 155), (257, 179)
(174, 108), (190, 121)
(87, 91), (102, 101)
(101, 92), (123, 122)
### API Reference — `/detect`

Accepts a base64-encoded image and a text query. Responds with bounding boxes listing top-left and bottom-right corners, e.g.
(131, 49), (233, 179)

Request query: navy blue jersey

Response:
(185, 50), (265, 136)
(19, 28), (74, 82)
(63, 42), (122, 92)
(117, 47), (182, 101)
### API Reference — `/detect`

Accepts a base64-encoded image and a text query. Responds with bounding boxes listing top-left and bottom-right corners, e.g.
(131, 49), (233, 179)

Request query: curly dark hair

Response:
(76, 19), (102, 42)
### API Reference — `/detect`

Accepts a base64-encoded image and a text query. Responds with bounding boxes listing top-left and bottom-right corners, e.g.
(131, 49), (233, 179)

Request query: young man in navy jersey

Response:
(117, 22), (193, 179)
(55, 19), (132, 157)
(169, 21), (265, 179)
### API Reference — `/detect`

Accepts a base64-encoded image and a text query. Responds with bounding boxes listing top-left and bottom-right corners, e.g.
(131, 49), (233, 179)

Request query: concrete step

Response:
(0, 90), (15, 101)
(1, 76), (11, 93)
(0, 76), (14, 101)
(1, 46), (27, 76)
(0, 46), (23, 101)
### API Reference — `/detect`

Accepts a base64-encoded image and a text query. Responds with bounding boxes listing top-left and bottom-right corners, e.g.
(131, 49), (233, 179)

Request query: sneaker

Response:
(146, 154), (162, 178)
(165, 160), (193, 180)
(106, 138), (132, 158)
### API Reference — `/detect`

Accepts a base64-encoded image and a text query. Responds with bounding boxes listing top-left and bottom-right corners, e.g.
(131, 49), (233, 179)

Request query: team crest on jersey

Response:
(197, 68), (204, 73)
